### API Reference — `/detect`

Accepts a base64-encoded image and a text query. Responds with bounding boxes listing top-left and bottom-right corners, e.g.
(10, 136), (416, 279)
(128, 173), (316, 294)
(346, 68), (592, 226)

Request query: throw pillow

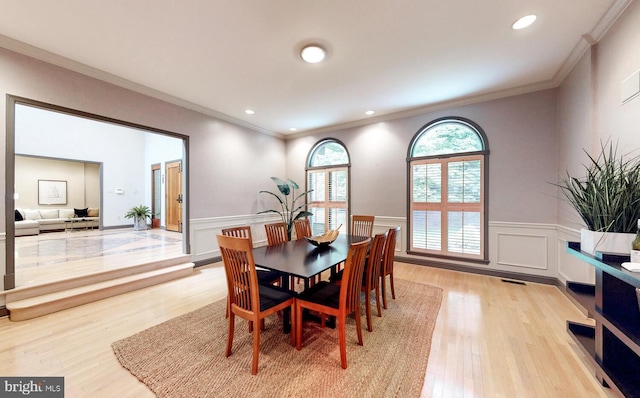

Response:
(39, 209), (59, 219)
(74, 208), (88, 217)
(87, 208), (99, 217)
(59, 209), (75, 219)
(15, 209), (23, 221)
(25, 210), (42, 220)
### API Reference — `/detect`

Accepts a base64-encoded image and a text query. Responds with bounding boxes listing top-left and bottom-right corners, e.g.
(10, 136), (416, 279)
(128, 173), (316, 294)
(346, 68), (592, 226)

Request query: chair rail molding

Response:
(189, 215), (591, 284)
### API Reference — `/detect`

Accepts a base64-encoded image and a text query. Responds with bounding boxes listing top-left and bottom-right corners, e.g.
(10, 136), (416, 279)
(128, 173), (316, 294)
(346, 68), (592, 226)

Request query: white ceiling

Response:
(0, 0), (631, 136)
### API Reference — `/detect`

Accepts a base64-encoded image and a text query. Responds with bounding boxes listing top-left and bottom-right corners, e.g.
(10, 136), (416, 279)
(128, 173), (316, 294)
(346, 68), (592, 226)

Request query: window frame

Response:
(407, 117), (490, 263)
(305, 139), (351, 235)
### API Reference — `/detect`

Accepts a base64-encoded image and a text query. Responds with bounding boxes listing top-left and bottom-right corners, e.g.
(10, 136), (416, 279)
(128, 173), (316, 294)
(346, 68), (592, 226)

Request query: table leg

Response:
(281, 276), (291, 334)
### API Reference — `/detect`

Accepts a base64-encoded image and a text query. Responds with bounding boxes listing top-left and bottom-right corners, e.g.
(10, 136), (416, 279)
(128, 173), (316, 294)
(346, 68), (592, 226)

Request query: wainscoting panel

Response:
(188, 214), (278, 263)
(371, 216), (406, 254)
(189, 215), (406, 264)
(489, 223), (557, 278)
(189, 216), (571, 281)
(496, 233), (548, 270)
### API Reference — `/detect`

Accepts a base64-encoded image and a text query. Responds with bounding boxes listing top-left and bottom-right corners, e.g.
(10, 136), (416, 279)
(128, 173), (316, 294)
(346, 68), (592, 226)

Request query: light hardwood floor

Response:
(0, 261), (616, 398)
(14, 228), (184, 287)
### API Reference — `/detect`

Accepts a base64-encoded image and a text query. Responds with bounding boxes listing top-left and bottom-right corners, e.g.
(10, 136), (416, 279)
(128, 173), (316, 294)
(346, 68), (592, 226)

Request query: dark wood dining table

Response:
(252, 234), (369, 331)
(253, 234), (369, 289)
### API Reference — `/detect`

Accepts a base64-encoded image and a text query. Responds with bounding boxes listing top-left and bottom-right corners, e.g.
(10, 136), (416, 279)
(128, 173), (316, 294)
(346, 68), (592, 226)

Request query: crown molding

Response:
(551, 0), (634, 87)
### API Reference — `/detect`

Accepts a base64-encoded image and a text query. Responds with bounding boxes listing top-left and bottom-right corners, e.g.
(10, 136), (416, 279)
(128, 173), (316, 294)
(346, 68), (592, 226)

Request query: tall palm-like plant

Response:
(258, 177), (312, 240)
(556, 140), (640, 233)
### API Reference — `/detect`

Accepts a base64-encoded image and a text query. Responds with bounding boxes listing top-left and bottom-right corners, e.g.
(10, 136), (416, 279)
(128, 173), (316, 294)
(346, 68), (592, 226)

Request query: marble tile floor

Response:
(14, 228), (184, 288)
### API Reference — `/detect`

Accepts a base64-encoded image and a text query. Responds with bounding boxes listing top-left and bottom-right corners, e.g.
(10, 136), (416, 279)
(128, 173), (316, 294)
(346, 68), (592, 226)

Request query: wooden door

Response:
(165, 161), (182, 232)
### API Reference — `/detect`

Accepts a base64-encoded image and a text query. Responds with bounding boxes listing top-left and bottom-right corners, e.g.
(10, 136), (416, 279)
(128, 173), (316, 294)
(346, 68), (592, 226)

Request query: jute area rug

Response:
(112, 279), (442, 398)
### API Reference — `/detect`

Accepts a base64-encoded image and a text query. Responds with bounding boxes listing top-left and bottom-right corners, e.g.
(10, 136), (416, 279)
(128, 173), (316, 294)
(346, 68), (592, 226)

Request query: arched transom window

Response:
(408, 118), (488, 260)
(306, 139), (350, 235)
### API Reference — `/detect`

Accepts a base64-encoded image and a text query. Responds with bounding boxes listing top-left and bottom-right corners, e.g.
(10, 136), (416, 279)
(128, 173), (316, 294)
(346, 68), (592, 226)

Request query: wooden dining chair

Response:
(294, 218), (312, 240)
(265, 222), (298, 286)
(216, 234), (296, 375)
(222, 225), (283, 284)
(293, 218), (322, 285)
(221, 226), (284, 322)
(265, 222), (288, 246)
(351, 215), (375, 238)
(295, 238), (371, 369)
(331, 214), (374, 275)
(330, 232), (387, 332)
(380, 226), (400, 309)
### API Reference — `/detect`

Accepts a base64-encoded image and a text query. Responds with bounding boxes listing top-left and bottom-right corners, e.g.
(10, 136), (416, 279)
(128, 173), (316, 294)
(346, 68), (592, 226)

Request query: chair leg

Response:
(354, 308), (364, 346)
(381, 276), (388, 309)
(290, 304), (296, 347)
(226, 313), (235, 357)
(338, 315), (347, 369)
(225, 296), (229, 319)
(365, 291), (373, 332)
(295, 302), (303, 350)
(375, 285), (382, 317)
(390, 273), (396, 299)
(251, 322), (261, 375)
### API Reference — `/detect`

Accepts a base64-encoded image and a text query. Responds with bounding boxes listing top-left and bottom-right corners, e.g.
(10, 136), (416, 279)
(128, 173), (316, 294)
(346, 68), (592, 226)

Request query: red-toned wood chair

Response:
(294, 218), (312, 240)
(216, 234), (296, 375)
(221, 226), (283, 318)
(294, 218), (322, 285)
(330, 232), (387, 332)
(351, 215), (375, 238)
(265, 222), (288, 246)
(381, 226), (400, 309)
(264, 222), (295, 286)
(222, 227), (284, 284)
(295, 238), (371, 369)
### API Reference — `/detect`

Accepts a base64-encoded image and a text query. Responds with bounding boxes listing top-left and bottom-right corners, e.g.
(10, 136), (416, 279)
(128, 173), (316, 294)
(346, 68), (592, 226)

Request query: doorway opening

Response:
(5, 96), (190, 289)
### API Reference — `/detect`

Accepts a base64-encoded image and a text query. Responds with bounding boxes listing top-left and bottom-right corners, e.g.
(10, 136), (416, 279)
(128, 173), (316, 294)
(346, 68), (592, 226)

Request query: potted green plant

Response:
(555, 140), (640, 255)
(258, 177), (313, 240)
(125, 205), (152, 231)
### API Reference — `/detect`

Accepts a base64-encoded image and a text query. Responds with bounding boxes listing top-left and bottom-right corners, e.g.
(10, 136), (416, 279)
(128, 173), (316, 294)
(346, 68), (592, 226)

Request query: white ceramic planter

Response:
(580, 228), (635, 256)
(134, 217), (148, 231)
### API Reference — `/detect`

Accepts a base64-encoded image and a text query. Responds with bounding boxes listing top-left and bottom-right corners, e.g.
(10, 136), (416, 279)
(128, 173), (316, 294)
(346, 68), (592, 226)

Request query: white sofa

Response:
(15, 208), (100, 236)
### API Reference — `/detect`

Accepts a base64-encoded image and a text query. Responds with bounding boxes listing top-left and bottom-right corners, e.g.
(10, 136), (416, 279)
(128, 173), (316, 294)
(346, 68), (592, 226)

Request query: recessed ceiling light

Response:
(245, 109), (255, 115)
(365, 110), (375, 115)
(512, 14), (537, 30)
(289, 128), (297, 132)
(301, 45), (326, 63)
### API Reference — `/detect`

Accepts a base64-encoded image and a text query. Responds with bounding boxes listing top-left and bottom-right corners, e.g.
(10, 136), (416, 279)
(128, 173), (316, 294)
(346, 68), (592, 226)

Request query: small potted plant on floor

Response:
(555, 140), (640, 255)
(125, 205), (152, 231)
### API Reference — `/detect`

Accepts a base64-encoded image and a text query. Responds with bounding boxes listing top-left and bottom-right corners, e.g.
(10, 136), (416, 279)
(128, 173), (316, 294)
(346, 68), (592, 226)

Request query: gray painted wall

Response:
(286, 89), (559, 225)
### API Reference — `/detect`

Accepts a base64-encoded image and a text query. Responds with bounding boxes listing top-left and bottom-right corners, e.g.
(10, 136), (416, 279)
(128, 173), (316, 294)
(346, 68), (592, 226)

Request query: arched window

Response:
(306, 139), (350, 235)
(408, 117), (489, 260)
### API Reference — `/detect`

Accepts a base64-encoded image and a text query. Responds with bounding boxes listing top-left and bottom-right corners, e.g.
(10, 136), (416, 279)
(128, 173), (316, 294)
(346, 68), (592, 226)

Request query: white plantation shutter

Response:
(307, 140), (350, 235)
(409, 118), (487, 260)
(308, 168), (348, 234)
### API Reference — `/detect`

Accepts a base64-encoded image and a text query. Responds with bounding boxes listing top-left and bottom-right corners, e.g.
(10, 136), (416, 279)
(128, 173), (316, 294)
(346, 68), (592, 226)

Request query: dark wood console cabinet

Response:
(566, 242), (640, 398)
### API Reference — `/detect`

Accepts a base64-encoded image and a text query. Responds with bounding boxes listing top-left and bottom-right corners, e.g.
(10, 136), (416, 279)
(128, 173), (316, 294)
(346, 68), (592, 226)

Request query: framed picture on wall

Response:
(38, 179), (67, 205)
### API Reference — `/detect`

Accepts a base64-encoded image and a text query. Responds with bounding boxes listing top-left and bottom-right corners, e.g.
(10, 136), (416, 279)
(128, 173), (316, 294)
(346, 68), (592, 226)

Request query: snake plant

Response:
(555, 140), (640, 233)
